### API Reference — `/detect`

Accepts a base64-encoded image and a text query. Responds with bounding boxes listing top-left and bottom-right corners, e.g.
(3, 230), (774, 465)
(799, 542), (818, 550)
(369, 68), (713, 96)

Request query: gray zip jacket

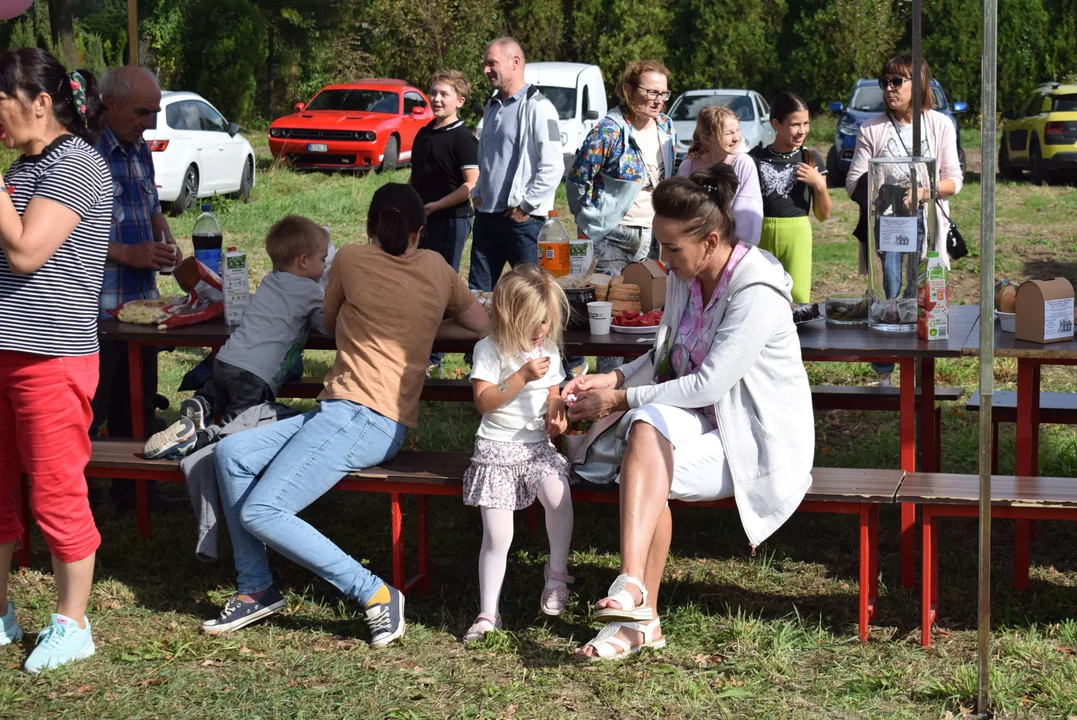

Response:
(472, 86), (565, 216)
(620, 247), (815, 546)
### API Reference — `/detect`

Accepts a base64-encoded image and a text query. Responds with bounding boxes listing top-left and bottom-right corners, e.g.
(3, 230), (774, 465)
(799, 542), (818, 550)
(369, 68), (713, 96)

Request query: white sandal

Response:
(579, 618), (665, 661)
(462, 613), (501, 645)
(594, 574), (652, 621)
(540, 563), (575, 616)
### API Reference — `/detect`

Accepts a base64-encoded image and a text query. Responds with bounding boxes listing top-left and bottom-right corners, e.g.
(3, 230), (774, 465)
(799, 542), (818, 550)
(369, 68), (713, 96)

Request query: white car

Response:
(668, 89), (777, 168)
(144, 91), (256, 215)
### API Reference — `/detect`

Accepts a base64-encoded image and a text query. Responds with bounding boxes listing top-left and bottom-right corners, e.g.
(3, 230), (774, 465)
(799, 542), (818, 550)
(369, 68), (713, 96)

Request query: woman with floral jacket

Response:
(567, 60), (677, 276)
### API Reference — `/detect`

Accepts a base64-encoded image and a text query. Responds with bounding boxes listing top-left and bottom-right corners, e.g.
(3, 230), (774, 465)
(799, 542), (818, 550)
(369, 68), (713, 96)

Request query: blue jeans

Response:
(421, 215), (473, 368)
(874, 208), (926, 376)
(467, 211), (542, 292)
(214, 399), (407, 602)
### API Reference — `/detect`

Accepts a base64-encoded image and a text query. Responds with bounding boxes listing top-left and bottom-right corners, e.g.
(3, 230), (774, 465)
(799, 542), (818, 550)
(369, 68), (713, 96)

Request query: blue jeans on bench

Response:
(214, 399), (406, 602)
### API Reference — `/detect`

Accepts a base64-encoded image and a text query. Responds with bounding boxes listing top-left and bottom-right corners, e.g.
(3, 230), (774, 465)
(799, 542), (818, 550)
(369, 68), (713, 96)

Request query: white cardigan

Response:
(845, 111), (963, 267)
(620, 247), (815, 546)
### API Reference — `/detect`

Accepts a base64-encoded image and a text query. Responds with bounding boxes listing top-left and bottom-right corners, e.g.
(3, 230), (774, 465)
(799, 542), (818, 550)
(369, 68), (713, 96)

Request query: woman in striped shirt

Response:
(0, 48), (112, 673)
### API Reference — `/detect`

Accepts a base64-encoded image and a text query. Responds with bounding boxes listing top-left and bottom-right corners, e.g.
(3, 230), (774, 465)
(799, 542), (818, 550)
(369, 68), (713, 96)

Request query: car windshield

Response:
(534, 86), (575, 120)
(305, 90), (399, 114)
(1055, 94), (1077, 112)
(850, 85), (946, 113)
(669, 95), (755, 122)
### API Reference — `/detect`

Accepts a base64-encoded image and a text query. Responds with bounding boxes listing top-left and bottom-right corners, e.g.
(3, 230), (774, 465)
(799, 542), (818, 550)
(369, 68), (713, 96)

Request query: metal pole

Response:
(977, 0), (999, 715)
(128, 0), (138, 65)
(912, 0), (922, 156)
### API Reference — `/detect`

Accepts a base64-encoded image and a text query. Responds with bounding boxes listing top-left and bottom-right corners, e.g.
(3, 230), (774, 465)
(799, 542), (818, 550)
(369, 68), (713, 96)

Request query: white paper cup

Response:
(587, 301), (613, 335)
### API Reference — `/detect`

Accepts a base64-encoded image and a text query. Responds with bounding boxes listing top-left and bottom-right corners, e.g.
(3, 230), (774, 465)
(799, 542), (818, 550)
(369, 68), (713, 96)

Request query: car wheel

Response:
(237, 157), (253, 203)
(826, 145), (844, 187)
(378, 135), (399, 174)
(999, 139), (1016, 179)
(1030, 138), (1050, 186)
(170, 164), (199, 217)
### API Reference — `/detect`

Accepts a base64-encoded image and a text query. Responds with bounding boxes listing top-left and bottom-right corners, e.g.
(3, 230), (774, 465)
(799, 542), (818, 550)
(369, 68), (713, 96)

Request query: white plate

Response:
(610, 324), (659, 335)
(307, 143), (328, 153)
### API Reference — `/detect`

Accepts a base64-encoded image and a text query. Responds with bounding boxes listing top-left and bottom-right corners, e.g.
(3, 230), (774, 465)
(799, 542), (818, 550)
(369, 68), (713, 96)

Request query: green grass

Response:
(5, 132), (1077, 719)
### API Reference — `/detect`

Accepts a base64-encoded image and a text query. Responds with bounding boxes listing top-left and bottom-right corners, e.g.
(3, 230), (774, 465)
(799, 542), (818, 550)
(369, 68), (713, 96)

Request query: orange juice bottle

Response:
(537, 211), (570, 277)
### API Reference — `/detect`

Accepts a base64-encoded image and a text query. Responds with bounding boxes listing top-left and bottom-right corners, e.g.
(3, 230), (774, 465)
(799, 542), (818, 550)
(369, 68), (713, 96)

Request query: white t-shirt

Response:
(470, 336), (565, 443)
(621, 123), (663, 227)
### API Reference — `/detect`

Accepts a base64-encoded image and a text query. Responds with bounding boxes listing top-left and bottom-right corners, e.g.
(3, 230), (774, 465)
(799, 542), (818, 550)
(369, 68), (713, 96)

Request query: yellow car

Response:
(1000, 82), (1077, 184)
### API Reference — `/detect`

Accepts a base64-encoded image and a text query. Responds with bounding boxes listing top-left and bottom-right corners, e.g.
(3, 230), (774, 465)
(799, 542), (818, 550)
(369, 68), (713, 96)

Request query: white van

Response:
(477, 62), (607, 174)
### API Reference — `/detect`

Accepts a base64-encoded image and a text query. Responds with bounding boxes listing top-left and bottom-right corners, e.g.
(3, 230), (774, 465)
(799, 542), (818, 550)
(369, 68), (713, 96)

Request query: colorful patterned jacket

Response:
(566, 106), (677, 240)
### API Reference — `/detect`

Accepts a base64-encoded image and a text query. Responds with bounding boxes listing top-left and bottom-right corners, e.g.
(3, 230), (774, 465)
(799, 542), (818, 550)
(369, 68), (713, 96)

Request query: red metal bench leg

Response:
(1014, 519), (1031, 590)
(901, 503), (916, 589)
(921, 506), (936, 647)
(390, 492), (404, 591)
(15, 476), (31, 568)
(858, 503), (875, 642)
(920, 358), (937, 472)
(868, 505), (880, 607)
(417, 496), (430, 594)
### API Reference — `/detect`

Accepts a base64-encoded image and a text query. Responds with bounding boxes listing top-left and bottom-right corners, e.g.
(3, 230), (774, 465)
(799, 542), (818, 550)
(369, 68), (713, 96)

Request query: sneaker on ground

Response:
(180, 395), (211, 431)
(143, 417), (197, 459)
(1, 601), (23, 646)
(869, 373), (892, 387)
(23, 614), (95, 673)
(201, 587), (286, 635)
(426, 364), (440, 379)
(365, 585), (405, 647)
(568, 362), (589, 379)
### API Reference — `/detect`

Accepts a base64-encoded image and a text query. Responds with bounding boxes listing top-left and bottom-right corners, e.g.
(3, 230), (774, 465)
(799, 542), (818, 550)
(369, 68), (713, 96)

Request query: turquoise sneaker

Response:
(23, 614), (95, 673)
(1, 601), (23, 646)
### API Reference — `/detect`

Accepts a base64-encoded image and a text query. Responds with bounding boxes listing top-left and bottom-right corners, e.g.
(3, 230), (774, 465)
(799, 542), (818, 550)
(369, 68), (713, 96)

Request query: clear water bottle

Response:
(537, 210), (570, 277)
(192, 203), (223, 276)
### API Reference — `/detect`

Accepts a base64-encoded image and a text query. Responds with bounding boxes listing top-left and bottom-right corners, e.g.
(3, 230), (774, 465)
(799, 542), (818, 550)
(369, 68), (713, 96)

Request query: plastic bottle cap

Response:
(228, 247), (237, 252)
(201, 203), (212, 211)
(548, 210), (558, 218)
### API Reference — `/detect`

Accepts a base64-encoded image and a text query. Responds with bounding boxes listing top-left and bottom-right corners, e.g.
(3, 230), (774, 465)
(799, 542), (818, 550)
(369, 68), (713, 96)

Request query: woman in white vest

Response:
(562, 164), (814, 659)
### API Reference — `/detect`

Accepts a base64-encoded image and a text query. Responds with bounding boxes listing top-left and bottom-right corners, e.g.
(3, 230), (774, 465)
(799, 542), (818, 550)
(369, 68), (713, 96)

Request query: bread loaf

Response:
(609, 283), (641, 315)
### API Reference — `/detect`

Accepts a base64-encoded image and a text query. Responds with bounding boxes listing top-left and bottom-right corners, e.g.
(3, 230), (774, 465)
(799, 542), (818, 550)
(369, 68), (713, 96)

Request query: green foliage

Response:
(502, 0), (564, 62)
(569, 0), (671, 100)
(181, 0), (267, 121)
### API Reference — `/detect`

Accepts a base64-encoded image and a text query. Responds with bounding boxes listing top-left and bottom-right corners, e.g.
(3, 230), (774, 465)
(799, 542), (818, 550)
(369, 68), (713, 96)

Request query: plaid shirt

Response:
(94, 127), (162, 316)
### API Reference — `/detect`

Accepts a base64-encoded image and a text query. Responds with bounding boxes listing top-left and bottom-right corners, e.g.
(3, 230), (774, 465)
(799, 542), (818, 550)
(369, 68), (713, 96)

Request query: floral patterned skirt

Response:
(462, 437), (571, 511)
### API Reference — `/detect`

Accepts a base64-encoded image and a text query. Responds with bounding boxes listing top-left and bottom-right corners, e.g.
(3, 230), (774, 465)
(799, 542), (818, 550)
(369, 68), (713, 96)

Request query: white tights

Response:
(477, 473), (573, 618)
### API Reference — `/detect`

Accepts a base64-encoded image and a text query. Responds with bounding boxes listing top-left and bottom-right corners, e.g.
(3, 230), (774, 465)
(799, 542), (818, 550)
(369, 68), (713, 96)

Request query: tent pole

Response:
(912, 0), (922, 156)
(128, 0), (138, 65)
(977, 0), (999, 715)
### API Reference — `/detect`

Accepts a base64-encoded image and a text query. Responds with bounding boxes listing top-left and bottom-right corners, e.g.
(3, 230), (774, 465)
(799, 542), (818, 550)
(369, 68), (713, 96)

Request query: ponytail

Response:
(366, 183), (427, 257)
(0, 49), (106, 144)
(652, 163), (739, 247)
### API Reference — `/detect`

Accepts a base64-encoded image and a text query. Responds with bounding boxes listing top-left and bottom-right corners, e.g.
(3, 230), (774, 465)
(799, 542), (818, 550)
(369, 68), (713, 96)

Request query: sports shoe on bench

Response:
(1, 601), (23, 646)
(181, 395), (211, 431)
(201, 586), (286, 635)
(364, 584), (405, 647)
(23, 614), (96, 673)
(143, 417), (197, 459)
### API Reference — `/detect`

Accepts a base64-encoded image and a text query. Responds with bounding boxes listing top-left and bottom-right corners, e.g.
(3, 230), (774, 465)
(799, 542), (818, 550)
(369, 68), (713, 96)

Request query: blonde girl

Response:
(678, 105), (764, 246)
(462, 265), (575, 643)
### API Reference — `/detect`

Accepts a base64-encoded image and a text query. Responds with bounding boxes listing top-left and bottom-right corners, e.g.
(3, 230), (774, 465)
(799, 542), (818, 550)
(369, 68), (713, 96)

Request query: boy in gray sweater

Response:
(144, 216), (329, 458)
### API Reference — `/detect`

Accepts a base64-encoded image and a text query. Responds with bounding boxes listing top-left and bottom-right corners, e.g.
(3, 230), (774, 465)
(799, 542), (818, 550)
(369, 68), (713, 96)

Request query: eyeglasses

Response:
(879, 76), (909, 90)
(632, 85), (671, 102)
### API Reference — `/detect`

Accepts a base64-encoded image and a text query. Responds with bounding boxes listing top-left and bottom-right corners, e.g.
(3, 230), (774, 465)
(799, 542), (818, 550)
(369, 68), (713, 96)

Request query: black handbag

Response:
(936, 200), (969, 260)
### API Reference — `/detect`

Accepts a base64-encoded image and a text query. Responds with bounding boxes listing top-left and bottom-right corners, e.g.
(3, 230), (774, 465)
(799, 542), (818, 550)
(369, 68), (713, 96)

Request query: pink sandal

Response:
(462, 613), (501, 644)
(540, 563), (575, 616)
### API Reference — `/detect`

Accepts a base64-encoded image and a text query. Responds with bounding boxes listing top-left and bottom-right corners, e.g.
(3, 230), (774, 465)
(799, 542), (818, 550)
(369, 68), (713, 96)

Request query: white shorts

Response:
(617, 403), (734, 503)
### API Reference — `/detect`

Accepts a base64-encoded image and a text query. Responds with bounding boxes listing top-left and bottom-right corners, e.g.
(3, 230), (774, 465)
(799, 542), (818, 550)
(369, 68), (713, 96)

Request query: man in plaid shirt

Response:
(91, 67), (181, 498)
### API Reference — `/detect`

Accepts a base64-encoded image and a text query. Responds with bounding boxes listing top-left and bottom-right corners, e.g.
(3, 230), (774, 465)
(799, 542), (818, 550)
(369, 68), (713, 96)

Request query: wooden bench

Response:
(897, 472), (1077, 647)
(966, 391), (1077, 472)
(13, 440), (905, 642)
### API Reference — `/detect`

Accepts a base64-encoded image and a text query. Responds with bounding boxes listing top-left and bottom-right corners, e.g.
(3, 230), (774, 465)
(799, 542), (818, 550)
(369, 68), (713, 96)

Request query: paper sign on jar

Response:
(878, 216), (919, 253)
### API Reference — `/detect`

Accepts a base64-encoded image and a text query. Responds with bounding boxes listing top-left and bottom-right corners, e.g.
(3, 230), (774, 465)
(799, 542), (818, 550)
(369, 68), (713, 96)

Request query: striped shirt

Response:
(0, 135), (113, 357)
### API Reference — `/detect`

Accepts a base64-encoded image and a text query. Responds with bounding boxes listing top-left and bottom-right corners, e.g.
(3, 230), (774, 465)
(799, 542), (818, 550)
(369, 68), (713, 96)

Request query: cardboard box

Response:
(222, 248), (249, 326)
(620, 260), (667, 312)
(1015, 278), (1074, 343)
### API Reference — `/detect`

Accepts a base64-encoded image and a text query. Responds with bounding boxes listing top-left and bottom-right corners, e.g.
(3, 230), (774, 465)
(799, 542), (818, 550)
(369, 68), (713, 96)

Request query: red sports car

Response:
(268, 79), (433, 171)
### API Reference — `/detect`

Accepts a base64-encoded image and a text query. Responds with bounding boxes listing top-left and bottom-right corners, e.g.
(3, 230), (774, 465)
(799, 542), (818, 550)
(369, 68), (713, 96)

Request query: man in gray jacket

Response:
(469, 37), (564, 292)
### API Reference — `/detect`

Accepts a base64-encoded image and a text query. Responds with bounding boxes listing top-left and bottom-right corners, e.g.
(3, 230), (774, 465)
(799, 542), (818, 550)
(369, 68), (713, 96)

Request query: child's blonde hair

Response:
(488, 265), (568, 356)
(266, 215), (330, 271)
(687, 105), (739, 159)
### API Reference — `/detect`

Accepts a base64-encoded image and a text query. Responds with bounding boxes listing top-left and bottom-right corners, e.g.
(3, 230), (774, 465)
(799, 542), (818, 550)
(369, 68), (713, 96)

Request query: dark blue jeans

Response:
(421, 216), (473, 369)
(467, 211), (541, 292)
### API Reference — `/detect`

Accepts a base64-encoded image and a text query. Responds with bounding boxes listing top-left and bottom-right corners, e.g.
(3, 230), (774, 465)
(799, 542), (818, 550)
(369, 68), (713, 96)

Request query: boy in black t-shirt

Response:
(409, 70), (479, 272)
(409, 70), (480, 374)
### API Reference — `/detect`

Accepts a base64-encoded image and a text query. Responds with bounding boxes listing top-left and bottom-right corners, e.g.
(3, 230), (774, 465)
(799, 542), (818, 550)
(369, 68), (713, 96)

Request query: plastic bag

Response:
(113, 257), (224, 329)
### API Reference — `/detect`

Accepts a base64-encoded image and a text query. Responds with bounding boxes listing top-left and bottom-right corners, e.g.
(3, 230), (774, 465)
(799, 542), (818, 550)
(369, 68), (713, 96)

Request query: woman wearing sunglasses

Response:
(562, 164), (814, 660)
(846, 54), (963, 385)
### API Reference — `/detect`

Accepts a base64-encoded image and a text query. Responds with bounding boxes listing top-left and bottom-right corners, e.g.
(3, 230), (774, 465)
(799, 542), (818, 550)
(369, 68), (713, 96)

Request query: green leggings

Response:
(759, 216), (813, 304)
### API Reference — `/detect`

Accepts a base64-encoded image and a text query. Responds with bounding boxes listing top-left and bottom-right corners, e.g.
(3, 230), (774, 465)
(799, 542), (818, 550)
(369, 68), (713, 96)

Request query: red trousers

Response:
(0, 351), (101, 563)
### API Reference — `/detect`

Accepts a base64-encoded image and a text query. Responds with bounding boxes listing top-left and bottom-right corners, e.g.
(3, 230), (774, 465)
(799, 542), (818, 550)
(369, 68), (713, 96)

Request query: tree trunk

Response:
(47, 0), (77, 69)
(266, 25), (275, 118)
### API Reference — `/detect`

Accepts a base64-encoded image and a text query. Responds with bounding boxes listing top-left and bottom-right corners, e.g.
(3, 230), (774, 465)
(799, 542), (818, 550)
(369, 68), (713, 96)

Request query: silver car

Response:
(668, 89), (777, 168)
